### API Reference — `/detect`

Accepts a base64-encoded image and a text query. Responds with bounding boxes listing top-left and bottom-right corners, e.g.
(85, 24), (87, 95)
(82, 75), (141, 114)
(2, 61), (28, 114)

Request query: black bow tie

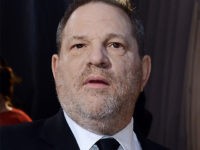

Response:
(96, 138), (120, 150)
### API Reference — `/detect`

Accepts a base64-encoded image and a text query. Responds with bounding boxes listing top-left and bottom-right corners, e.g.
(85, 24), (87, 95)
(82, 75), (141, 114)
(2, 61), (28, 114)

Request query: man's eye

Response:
(107, 42), (126, 55)
(109, 42), (123, 48)
(72, 44), (86, 49)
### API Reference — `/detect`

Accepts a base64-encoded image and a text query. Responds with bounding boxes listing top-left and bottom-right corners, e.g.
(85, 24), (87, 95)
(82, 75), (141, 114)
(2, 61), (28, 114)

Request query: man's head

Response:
(52, 0), (151, 135)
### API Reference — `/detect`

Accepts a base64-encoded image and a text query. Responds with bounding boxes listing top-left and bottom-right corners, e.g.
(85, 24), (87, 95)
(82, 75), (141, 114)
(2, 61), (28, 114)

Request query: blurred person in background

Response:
(0, 57), (32, 126)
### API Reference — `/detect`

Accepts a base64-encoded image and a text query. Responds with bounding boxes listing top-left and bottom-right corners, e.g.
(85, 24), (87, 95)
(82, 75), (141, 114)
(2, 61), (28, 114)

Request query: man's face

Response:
(52, 2), (150, 133)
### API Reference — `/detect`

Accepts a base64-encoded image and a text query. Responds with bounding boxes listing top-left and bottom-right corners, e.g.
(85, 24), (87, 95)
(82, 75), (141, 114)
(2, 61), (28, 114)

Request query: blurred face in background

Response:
(52, 2), (151, 134)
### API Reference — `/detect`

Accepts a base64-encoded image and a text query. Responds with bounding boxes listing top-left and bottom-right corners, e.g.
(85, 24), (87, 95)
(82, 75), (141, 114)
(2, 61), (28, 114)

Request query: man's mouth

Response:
(83, 76), (110, 89)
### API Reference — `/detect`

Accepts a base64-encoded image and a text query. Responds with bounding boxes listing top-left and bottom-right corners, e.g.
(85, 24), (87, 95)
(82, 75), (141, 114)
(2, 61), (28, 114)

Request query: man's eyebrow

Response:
(106, 33), (125, 39)
(105, 33), (129, 43)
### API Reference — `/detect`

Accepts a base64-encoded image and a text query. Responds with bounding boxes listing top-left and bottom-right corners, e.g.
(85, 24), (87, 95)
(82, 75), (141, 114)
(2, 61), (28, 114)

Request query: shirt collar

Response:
(63, 110), (141, 150)
(112, 119), (141, 150)
(64, 111), (102, 150)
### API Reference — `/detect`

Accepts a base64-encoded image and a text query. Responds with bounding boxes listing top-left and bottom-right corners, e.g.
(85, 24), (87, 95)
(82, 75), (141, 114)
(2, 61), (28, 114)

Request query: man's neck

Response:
(65, 109), (132, 135)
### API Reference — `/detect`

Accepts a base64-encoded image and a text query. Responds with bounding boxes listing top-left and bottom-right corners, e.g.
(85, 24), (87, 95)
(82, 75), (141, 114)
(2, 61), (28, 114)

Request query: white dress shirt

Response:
(63, 111), (142, 150)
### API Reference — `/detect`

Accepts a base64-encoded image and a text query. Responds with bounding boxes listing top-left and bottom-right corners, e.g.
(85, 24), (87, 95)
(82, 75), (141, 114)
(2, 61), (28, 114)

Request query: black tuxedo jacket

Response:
(0, 110), (168, 150)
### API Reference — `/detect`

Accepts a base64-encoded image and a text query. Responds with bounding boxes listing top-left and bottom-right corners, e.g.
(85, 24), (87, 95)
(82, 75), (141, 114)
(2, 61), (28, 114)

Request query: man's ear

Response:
(141, 55), (151, 91)
(51, 54), (59, 79)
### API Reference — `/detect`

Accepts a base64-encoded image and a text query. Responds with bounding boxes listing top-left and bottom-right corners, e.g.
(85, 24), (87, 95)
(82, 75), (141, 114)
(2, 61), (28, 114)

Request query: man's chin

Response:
(81, 88), (113, 98)
(78, 99), (119, 119)
(80, 108), (116, 120)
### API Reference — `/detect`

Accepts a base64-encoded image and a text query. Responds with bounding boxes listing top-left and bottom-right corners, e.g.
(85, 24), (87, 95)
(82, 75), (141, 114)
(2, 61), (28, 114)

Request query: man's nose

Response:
(87, 46), (111, 68)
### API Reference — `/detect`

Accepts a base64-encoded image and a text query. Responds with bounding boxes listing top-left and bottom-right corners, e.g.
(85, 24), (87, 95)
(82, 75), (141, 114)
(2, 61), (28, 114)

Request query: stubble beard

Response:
(55, 65), (142, 134)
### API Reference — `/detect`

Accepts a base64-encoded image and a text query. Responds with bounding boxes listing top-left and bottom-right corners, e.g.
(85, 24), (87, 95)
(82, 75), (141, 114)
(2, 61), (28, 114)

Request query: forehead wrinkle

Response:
(69, 35), (90, 42)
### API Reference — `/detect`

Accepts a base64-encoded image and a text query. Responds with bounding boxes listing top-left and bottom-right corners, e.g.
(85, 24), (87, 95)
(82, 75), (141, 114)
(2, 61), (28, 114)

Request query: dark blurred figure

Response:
(0, 57), (32, 126)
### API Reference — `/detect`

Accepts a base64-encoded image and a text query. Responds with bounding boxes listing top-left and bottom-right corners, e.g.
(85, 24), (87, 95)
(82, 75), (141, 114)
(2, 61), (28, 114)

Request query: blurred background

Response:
(0, 0), (199, 149)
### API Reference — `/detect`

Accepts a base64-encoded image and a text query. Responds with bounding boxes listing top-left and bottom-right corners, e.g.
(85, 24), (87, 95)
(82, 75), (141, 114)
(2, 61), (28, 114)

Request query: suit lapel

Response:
(134, 126), (167, 150)
(40, 110), (80, 150)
